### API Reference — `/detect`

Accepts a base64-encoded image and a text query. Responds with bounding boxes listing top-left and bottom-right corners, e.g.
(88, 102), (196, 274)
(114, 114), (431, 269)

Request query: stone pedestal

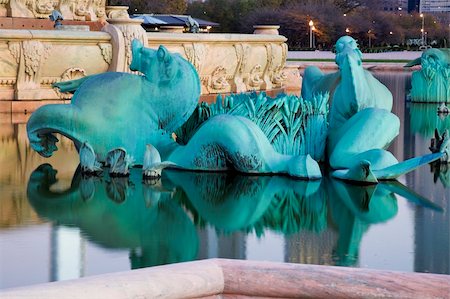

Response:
(105, 6), (129, 19)
(103, 17), (147, 73)
(253, 25), (280, 35)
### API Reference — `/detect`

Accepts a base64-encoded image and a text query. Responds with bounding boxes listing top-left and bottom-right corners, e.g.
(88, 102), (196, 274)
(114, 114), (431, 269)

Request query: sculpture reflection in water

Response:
(409, 104), (450, 186)
(28, 165), (442, 269)
(410, 103), (450, 138)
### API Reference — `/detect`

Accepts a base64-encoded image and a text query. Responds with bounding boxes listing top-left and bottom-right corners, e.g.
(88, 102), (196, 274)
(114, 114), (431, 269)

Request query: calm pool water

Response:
(0, 72), (449, 290)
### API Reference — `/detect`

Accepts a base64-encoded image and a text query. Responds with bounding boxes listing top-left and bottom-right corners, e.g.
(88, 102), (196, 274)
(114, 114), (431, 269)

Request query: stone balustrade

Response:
(0, 21), (289, 111)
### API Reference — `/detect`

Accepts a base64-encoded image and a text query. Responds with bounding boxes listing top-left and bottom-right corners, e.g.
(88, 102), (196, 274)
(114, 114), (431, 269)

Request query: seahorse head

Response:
(130, 39), (180, 85)
(335, 36), (363, 68)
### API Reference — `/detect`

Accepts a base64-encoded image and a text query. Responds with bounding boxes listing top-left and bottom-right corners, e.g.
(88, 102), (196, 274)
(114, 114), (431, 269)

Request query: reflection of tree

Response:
(108, 0), (187, 14)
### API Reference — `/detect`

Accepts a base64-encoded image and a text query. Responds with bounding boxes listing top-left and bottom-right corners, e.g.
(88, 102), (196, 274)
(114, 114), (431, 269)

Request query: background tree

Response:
(109, 0), (187, 14)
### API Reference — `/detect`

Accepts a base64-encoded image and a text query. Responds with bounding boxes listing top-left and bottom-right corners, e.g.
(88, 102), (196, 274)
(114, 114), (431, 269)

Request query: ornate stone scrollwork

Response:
(271, 43), (288, 87)
(232, 43), (250, 93)
(262, 43), (275, 89)
(211, 66), (230, 91)
(183, 43), (205, 72)
(98, 43), (112, 65)
(32, 0), (57, 18)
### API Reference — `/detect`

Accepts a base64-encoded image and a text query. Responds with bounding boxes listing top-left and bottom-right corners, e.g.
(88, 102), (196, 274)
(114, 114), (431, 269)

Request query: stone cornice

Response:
(146, 32), (287, 43)
(0, 29), (111, 43)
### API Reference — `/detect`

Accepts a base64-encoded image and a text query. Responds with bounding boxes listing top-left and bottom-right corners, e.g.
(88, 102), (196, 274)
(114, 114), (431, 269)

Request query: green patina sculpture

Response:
(406, 48), (450, 103)
(27, 37), (445, 183)
(302, 36), (445, 183)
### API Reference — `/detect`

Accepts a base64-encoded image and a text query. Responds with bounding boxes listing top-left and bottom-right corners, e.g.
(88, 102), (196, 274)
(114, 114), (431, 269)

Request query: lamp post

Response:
(309, 20), (314, 48)
(312, 25), (316, 49)
(368, 30), (372, 48)
(345, 27), (350, 35)
(420, 13), (425, 46)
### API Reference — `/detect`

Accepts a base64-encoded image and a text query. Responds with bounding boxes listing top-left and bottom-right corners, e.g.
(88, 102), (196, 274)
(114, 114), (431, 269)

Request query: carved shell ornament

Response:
(272, 65), (287, 85)
(211, 66), (229, 90)
(56, 68), (87, 99)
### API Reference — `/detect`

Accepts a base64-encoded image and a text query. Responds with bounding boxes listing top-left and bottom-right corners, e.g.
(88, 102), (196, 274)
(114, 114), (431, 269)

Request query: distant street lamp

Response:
(309, 20), (314, 48)
(420, 13), (425, 46)
(368, 30), (373, 48)
(345, 27), (350, 34)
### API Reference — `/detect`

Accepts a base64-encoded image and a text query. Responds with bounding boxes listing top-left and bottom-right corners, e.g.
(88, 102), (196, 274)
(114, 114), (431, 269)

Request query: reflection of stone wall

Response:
(0, 120), (78, 228)
(0, 25), (289, 108)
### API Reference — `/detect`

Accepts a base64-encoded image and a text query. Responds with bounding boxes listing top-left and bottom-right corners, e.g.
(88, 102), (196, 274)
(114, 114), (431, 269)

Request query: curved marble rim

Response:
(1, 258), (448, 298)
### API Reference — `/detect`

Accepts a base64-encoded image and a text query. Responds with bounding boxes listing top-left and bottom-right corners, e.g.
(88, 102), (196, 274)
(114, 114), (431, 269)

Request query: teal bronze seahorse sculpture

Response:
(302, 36), (446, 183)
(27, 37), (447, 183)
(27, 39), (322, 179)
(405, 48), (450, 103)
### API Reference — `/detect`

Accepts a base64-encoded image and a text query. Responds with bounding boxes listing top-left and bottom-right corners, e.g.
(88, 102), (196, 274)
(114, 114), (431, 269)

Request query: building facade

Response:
(420, 0), (450, 12)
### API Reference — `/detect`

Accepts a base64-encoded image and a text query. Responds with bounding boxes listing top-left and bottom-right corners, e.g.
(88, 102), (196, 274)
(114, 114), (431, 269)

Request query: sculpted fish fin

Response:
(373, 153), (443, 180)
(404, 57), (421, 68)
(53, 76), (91, 94)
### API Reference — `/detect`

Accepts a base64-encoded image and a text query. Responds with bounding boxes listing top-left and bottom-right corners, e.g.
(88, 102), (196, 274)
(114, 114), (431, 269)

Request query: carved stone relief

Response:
(0, 0), (9, 16)
(7, 0), (106, 20)
(209, 66), (230, 92)
(14, 40), (52, 99)
(32, 0), (57, 18)
(182, 43), (205, 73)
(8, 41), (21, 64)
(248, 65), (263, 89)
(98, 43), (112, 65)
